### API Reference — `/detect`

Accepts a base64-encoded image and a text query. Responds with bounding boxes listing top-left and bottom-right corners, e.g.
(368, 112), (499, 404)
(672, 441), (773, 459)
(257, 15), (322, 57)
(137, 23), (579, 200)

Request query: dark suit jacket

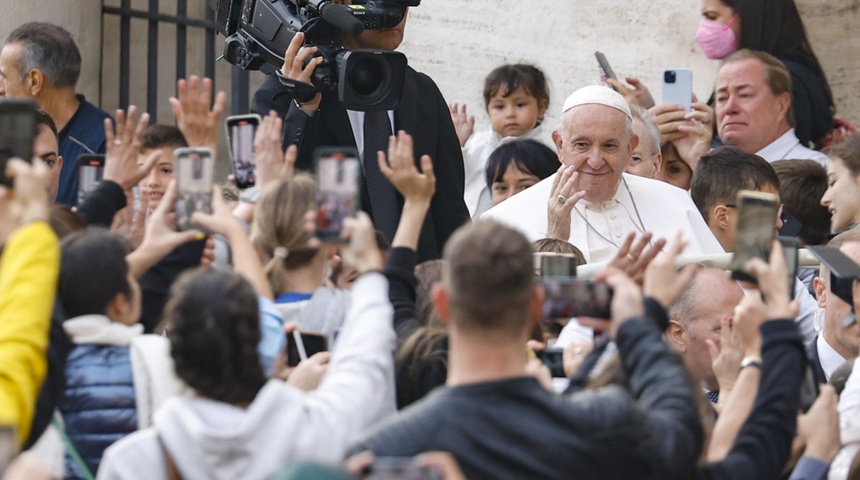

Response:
(252, 68), (469, 262)
(807, 334), (828, 386)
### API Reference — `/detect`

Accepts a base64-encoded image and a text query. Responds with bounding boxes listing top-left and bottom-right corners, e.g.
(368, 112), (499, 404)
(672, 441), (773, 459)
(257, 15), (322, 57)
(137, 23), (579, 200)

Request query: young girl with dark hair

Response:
(484, 139), (561, 207)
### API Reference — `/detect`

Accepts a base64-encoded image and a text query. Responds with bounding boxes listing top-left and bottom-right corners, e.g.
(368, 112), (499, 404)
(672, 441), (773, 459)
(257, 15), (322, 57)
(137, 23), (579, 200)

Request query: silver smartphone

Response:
(662, 68), (693, 112)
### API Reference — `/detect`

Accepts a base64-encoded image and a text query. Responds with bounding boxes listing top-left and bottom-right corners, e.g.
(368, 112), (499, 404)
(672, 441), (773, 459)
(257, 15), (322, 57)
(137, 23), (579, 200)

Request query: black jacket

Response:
(252, 68), (470, 262)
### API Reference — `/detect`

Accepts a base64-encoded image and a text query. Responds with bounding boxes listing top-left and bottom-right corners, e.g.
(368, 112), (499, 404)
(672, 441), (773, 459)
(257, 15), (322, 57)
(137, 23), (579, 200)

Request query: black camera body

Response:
(212, 0), (418, 110)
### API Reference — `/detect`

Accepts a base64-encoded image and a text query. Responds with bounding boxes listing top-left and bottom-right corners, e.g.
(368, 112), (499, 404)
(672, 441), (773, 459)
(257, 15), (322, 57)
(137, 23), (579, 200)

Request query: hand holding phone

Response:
(173, 147), (214, 231)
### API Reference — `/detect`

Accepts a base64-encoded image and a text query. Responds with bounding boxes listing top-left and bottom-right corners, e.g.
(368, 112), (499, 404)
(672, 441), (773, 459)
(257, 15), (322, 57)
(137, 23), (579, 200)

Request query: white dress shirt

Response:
(817, 332), (848, 381)
(756, 128), (830, 167)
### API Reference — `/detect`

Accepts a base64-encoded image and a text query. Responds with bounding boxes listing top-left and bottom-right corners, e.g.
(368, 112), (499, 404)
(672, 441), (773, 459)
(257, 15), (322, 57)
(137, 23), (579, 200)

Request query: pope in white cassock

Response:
(482, 85), (724, 262)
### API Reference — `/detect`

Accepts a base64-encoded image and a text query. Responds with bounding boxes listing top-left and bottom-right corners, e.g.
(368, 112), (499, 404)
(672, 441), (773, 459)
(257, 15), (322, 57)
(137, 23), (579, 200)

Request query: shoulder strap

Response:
(157, 434), (182, 480)
(51, 415), (95, 480)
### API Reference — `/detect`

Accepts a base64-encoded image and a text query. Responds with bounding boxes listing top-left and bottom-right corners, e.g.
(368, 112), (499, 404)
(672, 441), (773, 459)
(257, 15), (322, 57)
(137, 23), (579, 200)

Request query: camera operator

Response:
(252, 3), (469, 262)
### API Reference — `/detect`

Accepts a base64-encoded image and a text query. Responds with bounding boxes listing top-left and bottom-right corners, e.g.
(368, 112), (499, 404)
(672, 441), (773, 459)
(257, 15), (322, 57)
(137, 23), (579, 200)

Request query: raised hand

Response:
(642, 232), (699, 307)
(672, 101), (713, 171)
(547, 164), (586, 241)
(606, 76), (655, 109)
(254, 110), (297, 188)
(378, 130), (436, 206)
(169, 76), (226, 151)
(103, 105), (160, 190)
(706, 314), (746, 396)
(280, 32), (323, 110)
(609, 231), (668, 286)
(449, 103), (475, 147)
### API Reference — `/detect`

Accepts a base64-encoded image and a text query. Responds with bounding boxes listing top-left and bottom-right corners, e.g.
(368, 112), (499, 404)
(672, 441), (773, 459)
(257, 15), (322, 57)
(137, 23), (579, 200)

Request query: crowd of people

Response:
(1, 0), (860, 478)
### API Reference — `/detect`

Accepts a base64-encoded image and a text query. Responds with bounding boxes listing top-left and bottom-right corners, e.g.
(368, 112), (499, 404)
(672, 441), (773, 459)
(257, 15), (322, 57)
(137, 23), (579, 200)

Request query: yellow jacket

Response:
(0, 222), (60, 446)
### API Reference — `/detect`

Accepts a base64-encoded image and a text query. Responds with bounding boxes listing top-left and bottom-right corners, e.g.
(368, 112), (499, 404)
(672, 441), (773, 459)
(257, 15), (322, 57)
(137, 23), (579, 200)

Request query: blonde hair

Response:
(252, 174), (318, 295)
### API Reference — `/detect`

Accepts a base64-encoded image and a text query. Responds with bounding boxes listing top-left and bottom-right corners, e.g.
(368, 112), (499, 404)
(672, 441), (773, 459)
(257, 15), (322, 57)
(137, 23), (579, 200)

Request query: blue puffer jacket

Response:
(60, 344), (137, 478)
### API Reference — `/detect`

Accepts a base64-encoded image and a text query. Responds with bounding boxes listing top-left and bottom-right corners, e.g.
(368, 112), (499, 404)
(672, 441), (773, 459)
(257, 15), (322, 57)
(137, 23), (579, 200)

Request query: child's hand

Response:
(169, 75), (226, 151)
(378, 130), (436, 206)
(449, 103), (475, 147)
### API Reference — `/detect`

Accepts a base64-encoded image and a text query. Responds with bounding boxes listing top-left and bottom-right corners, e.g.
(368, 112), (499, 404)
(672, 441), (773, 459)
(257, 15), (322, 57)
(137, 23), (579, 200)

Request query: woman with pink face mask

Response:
(615, 0), (834, 151)
(695, 0), (834, 149)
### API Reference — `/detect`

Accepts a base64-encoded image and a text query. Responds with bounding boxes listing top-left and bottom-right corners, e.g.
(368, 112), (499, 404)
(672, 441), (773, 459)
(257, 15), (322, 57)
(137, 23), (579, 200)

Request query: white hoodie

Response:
(96, 273), (395, 480)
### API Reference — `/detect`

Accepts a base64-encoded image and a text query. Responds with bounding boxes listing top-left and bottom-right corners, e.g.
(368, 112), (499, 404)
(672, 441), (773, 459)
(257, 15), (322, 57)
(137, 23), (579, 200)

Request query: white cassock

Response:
(481, 172), (725, 262)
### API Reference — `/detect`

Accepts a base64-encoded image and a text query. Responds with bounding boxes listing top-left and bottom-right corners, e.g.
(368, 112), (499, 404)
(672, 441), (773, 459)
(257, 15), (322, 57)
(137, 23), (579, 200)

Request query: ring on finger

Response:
(557, 195), (566, 204)
(626, 253), (637, 262)
(113, 139), (123, 146)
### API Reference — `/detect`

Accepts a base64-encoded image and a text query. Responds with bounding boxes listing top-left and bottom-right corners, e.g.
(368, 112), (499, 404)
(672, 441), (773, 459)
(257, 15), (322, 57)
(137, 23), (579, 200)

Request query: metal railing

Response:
(101, 0), (250, 123)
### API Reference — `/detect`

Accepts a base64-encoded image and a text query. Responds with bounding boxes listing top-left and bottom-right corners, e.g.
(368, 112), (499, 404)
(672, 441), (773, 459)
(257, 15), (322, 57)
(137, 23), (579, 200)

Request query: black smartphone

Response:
(174, 147), (214, 231)
(367, 457), (443, 480)
(595, 51), (617, 83)
(730, 190), (780, 284)
(535, 348), (566, 378)
(779, 236), (799, 300)
(534, 252), (578, 279)
(314, 146), (361, 243)
(285, 330), (329, 367)
(225, 114), (261, 189)
(542, 279), (613, 320)
(77, 154), (105, 204)
(0, 99), (38, 186)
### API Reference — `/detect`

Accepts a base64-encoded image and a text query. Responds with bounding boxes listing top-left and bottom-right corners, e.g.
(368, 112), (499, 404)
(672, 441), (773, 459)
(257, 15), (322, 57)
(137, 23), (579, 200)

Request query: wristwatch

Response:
(240, 186), (261, 204)
(740, 356), (763, 371)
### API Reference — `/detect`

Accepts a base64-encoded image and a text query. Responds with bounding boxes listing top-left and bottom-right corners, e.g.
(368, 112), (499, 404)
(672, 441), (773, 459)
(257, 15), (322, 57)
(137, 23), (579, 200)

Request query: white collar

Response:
(63, 314), (144, 346)
(755, 129), (800, 161)
(817, 333), (848, 381)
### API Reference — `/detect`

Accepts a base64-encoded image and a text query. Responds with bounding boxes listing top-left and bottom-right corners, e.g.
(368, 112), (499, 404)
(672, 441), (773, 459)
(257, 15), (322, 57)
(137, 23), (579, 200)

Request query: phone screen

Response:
(534, 253), (578, 279)
(542, 279), (613, 320)
(314, 148), (361, 243)
(731, 191), (779, 283)
(174, 148), (214, 231)
(285, 330), (329, 367)
(0, 100), (37, 186)
(77, 154), (105, 204)
(226, 115), (260, 189)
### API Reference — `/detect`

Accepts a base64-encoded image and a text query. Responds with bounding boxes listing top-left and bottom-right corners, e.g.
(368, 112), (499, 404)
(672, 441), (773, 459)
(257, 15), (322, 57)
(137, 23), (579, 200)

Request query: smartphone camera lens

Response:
(664, 70), (677, 84)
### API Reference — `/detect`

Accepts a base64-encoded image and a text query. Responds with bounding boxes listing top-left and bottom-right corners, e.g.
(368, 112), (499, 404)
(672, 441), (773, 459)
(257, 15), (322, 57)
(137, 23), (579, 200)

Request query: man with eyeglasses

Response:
(691, 145), (818, 344)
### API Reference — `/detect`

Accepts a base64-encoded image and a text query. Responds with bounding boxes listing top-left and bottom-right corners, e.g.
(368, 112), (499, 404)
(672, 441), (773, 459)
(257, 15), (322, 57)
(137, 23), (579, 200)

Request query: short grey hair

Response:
(6, 22), (81, 88)
(630, 106), (660, 156)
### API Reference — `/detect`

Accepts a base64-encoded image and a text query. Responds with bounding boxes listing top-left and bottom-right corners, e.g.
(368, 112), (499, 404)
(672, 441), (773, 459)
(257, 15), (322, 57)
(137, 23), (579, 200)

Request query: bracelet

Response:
(740, 356), (763, 371)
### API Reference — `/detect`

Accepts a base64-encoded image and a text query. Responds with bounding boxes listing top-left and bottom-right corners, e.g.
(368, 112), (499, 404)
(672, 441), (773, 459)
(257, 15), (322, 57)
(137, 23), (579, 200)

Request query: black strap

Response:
(363, 110), (399, 241)
(274, 70), (320, 104)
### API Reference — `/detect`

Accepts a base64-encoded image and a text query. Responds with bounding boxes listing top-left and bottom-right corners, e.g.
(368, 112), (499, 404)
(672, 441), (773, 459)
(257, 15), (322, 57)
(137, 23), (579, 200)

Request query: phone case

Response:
(661, 68), (693, 112)
(730, 190), (779, 282)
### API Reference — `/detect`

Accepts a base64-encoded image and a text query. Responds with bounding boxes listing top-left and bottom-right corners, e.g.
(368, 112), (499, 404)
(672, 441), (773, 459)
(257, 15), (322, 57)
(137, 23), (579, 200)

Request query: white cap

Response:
(561, 85), (632, 120)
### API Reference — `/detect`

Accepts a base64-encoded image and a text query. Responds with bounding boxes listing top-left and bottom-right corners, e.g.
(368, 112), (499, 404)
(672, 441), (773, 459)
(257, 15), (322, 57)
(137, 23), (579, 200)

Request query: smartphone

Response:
(535, 348), (567, 378)
(595, 51), (617, 83)
(314, 147), (361, 243)
(0, 99), (38, 186)
(225, 114), (261, 189)
(661, 68), (693, 112)
(367, 457), (443, 480)
(534, 252), (578, 279)
(542, 279), (613, 320)
(779, 236), (799, 300)
(173, 147), (214, 231)
(730, 190), (780, 284)
(285, 330), (328, 367)
(77, 154), (105, 203)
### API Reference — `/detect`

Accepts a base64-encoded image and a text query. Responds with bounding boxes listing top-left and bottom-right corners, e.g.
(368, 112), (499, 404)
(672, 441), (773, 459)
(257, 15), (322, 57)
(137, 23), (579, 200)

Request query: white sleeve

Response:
(830, 360), (860, 480)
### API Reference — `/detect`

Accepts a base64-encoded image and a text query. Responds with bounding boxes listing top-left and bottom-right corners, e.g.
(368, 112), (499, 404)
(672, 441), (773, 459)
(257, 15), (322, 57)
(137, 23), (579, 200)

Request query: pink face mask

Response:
(695, 16), (739, 60)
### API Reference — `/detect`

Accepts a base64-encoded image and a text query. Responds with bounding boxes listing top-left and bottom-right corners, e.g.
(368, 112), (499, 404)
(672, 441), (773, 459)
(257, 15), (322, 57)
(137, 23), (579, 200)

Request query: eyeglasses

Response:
(724, 203), (785, 220)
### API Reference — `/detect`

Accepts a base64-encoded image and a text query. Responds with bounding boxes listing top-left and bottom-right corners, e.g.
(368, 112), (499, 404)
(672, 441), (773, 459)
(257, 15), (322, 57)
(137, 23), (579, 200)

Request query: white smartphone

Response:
(661, 68), (693, 112)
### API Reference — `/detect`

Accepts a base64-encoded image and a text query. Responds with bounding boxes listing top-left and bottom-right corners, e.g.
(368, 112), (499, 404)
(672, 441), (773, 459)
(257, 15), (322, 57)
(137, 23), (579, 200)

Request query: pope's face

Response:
(553, 104), (637, 203)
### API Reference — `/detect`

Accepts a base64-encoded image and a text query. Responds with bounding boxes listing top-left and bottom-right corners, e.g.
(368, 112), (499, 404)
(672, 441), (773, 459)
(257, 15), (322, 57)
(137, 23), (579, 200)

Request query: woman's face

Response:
(491, 163), (541, 206)
(700, 0), (740, 36)
(821, 157), (860, 232)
